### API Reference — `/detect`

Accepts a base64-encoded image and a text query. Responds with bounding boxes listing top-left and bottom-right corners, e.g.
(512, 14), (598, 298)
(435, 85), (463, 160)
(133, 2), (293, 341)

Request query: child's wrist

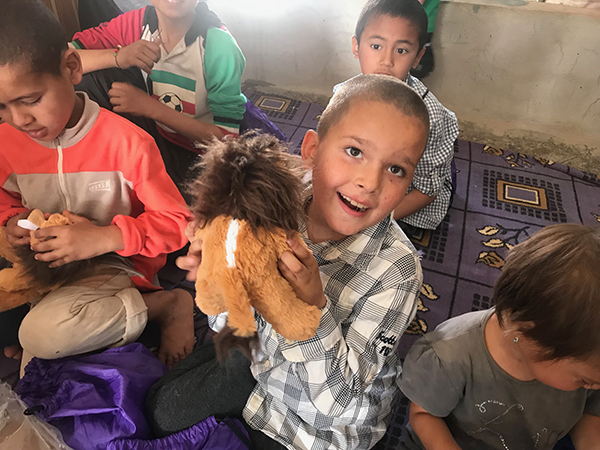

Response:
(113, 45), (122, 69)
(103, 224), (125, 254)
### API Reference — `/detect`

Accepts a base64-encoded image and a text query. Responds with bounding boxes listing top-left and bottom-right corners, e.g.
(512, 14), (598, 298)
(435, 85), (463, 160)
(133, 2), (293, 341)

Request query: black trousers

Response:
(0, 304), (29, 348)
(146, 340), (286, 450)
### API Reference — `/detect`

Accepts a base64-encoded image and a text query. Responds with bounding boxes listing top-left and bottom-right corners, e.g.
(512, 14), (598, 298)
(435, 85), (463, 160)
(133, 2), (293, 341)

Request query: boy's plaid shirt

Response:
(401, 74), (459, 230)
(209, 215), (422, 449)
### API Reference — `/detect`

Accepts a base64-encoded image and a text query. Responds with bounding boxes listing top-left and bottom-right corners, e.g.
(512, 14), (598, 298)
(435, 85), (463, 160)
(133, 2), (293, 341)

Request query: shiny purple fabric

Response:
(240, 100), (287, 142)
(18, 343), (167, 450)
(108, 416), (251, 450)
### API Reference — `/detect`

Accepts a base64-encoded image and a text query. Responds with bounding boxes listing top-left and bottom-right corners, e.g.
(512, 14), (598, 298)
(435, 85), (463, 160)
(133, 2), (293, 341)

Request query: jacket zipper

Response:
(56, 138), (71, 211)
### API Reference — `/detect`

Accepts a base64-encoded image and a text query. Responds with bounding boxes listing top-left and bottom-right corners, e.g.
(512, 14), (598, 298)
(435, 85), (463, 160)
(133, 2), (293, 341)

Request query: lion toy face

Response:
(190, 133), (321, 343)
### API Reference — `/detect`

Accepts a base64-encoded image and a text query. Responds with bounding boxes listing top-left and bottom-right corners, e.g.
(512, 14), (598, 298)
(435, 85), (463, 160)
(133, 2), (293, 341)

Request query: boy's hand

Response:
(5, 211), (32, 247)
(278, 237), (326, 309)
(176, 221), (202, 282)
(30, 211), (124, 268)
(109, 82), (157, 117)
(117, 39), (161, 74)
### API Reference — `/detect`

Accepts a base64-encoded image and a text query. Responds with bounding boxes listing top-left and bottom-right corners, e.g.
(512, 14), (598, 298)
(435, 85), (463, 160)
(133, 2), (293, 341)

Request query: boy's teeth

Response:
(341, 194), (368, 211)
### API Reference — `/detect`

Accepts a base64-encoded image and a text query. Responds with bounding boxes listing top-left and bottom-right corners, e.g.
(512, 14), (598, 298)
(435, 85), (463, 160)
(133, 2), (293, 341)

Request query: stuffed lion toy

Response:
(0, 209), (89, 311)
(190, 133), (321, 353)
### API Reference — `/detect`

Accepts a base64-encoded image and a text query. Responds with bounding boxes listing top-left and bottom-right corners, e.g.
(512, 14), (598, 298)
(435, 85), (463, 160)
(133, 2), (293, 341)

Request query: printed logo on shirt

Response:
(377, 331), (397, 356)
(150, 70), (196, 116)
(88, 180), (111, 192)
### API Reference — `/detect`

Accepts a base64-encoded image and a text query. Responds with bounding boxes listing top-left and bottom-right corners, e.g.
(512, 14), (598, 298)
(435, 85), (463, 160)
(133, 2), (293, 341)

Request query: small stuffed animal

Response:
(0, 209), (91, 311)
(191, 133), (321, 348)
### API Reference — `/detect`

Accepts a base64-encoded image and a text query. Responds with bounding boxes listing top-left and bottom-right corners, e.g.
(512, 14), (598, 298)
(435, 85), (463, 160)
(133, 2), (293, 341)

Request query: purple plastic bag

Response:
(240, 100), (287, 142)
(107, 416), (251, 450)
(18, 344), (167, 450)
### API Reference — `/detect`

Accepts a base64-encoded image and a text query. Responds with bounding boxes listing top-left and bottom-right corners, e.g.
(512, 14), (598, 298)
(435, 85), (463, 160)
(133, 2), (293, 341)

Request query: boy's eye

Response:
(345, 147), (362, 158)
(23, 97), (41, 106)
(388, 165), (404, 176)
(371, 44), (381, 50)
(395, 48), (408, 55)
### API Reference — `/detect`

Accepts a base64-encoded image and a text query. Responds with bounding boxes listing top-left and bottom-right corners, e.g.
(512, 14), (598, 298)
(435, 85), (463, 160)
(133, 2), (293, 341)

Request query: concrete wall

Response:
(214, 0), (600, 168)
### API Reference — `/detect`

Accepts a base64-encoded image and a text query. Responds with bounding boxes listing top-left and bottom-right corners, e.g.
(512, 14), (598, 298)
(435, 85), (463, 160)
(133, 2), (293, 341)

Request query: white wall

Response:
(214, 0), (364, 96)
(214, 0), (600, 158)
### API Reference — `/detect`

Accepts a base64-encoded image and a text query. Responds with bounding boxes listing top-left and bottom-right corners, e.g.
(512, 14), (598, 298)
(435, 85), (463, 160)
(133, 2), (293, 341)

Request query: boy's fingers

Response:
(176, 255), (200, 272)
(49, 258), (70, 268)
(32, 225), (63, 240)
(33, 250), (61, 263)
(185, 221), (196, 241)
(279, 251), (304, 276)
(30, 241), (55, 253)
(188, 239), (202, 256)
(140, 47), (159, 63)
(287, 237), (314, 266)
(130, 57), (153, 74)
(62, 211), (85, 223)
(277, 259), (296, 282)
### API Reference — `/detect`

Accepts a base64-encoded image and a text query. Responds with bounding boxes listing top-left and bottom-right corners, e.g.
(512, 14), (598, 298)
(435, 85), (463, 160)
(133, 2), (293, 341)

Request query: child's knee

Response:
(19, 276), (148, 359)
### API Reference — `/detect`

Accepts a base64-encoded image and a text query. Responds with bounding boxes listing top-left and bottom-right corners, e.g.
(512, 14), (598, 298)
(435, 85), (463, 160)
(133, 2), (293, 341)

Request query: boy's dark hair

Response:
(495, 224), (600, 362)
(0, 0), (68, 75)
(317, 74), (429, 141)
(355, 0), (429, 50)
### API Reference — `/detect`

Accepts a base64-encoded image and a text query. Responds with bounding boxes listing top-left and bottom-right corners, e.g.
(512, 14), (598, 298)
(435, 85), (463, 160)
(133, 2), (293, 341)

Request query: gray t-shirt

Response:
(399, 309), (600, 450)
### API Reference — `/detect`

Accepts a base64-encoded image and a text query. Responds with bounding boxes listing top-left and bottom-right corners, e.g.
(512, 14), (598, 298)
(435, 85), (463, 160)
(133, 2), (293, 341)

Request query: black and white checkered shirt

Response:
(402, 74), (458, 230)
(209, 215), (422, 449)
(334, 75), (459, 230)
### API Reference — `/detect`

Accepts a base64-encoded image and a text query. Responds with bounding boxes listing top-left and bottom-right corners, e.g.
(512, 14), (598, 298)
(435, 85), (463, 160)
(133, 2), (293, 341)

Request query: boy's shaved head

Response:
(317, 74), (429, 141)
(0, 0), (68, 75)
(355, 0), (428, 50)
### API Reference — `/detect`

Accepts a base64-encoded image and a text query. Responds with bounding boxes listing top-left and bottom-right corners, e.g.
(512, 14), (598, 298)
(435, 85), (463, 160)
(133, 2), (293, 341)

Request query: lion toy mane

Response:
(0, 209), (92, 311)
(190, 133), (321, 355)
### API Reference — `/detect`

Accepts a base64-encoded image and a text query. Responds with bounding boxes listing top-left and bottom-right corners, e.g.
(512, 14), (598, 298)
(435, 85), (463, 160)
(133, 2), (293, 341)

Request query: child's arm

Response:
(30, 212), (124, 267)
(109, 83), (227, 141)
(202, 27), (247, 137)
(74, 40), (161, 75)
(409, 402), (462, 450)
(0, 171), (31, 245)
(107, 26), (246, 142)
(394, 189), (436, 220)
(106, 138), (191, 259)
(394, 109), (458, 221)
(570, 413), (600, 449)
(276, 238), (421, 416)
(4, 211), (31, 247)
(70, 8), (157, 74)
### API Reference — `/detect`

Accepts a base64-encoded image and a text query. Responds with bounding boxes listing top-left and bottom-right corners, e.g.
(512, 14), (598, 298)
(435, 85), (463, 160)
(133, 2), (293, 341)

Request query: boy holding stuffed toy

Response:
(0, 0), (194, 371)
(148, 74), (429, 450)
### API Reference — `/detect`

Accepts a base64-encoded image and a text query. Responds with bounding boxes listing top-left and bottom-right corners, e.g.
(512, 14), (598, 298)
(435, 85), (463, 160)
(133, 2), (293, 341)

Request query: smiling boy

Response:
(148, 74), (430, 450)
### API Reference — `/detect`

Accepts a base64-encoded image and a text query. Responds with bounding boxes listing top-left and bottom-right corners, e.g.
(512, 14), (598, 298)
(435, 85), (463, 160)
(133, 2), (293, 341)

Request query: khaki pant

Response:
(19, 268), (147, 374)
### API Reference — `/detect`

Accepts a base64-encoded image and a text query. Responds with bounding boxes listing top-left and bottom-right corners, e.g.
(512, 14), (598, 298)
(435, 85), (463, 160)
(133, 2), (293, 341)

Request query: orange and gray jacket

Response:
(0, 94), (191, 290)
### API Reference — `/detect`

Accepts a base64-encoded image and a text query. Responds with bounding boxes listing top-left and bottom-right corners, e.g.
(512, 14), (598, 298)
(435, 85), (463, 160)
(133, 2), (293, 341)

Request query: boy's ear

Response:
(300, 129), (319, 168)
(412, 46), (427, 70)
(352, 35), (360, 59)
(62, 48), (83, 86)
